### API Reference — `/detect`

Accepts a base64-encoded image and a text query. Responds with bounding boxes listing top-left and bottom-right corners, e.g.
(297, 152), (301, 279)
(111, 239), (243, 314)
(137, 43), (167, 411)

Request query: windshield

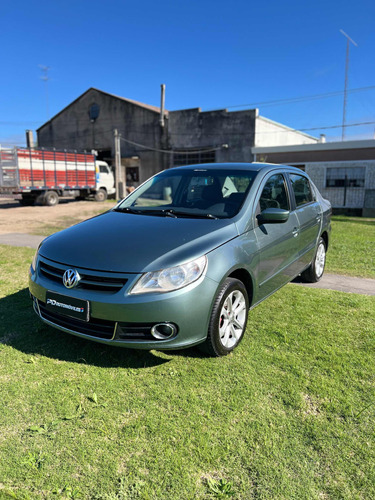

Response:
(116, 168), (257, 219)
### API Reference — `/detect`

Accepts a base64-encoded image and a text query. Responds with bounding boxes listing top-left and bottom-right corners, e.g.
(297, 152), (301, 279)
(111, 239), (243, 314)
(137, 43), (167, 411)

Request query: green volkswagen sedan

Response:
(29, 163), (331, 356)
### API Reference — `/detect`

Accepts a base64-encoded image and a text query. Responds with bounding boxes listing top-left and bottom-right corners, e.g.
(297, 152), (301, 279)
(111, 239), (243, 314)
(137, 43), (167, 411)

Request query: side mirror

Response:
(259, 208), (290, 224)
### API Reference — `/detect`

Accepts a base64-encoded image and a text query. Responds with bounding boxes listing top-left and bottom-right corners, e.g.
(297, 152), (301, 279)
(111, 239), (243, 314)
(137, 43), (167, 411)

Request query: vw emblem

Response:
(63, 269), (81, 289)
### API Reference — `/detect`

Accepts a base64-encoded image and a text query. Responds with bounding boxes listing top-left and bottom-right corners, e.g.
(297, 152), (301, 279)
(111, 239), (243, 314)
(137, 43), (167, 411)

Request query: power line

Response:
(300, 121), (374, 133)
(120, 136), (226, 155)
(254, 120), (375, 134)
(206, 85), (375, 111)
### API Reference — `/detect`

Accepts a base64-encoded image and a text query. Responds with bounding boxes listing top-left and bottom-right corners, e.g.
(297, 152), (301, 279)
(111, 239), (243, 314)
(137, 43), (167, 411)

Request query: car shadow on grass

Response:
(0, 288), (178, 369)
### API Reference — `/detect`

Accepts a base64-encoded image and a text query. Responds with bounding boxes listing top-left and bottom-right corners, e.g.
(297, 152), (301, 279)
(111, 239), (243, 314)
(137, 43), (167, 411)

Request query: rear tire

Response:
(44, 191), (59, 207)
(95, 189), (107, 202)
(200, 278), (249, 357)
(301, 237), (326, 283)
(35, 193), (46, 205)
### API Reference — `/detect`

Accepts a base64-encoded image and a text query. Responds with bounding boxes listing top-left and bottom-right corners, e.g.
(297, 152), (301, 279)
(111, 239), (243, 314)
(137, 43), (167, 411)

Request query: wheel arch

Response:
(227, 268), (254, 307)
(321, 230), (329, 250)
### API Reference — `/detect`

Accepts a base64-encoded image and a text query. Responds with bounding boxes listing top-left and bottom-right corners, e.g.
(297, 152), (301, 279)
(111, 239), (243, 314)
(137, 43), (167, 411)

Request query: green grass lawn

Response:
(326, 216), (375, 278)
(0, 245), (374, 499)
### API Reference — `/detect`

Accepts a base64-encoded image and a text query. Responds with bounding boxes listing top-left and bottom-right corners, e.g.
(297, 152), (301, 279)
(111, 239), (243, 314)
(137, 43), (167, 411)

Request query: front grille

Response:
(37, 300), (116, 339)
(39, 261), (127, 293)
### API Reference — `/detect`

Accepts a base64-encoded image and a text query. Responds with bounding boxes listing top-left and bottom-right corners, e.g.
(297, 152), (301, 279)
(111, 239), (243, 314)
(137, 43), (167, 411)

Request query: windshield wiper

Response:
(115, 207), (179, 217)
(114, 207), (217, 219)
(136, 208), (178, 218)
(164, 209), (218, 219)
(114, 206), (144, 214)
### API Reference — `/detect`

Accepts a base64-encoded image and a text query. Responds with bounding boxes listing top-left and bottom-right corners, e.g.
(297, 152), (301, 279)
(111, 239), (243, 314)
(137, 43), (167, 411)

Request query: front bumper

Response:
(29, 256), (218, 350)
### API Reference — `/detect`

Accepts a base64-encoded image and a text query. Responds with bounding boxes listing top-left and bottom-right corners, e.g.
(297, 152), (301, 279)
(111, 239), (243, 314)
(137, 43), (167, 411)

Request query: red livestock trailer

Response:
(0, 147), (103, 206)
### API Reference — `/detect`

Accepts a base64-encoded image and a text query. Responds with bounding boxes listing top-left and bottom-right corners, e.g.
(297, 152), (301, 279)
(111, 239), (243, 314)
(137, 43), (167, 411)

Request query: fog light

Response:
(151, 323), (177, 340)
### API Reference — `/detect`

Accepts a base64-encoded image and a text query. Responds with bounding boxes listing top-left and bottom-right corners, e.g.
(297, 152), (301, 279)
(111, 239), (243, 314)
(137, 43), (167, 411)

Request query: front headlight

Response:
(31, 249), (39, 272)
(130, 255), (207, 294)
(31, 241), (45, 272)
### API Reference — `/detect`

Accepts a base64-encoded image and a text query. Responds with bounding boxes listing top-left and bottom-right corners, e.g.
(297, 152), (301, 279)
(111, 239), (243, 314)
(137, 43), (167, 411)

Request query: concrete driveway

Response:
(291, 273), (375, 296)
(0, 232), (45, 249)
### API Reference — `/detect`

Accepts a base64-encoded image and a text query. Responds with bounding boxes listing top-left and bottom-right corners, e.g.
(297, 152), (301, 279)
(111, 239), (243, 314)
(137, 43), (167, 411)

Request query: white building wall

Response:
(255, 116), (319, 147)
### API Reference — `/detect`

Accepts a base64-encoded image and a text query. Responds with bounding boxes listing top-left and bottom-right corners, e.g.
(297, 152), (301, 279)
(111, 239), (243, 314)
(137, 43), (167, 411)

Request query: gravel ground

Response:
(0, 197), (116, 235)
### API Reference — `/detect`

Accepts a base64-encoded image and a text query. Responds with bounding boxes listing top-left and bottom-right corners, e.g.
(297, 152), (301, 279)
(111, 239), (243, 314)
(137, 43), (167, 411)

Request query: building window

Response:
(88, 103), (100, 122)
(126, 167), (139, 183)
(173, 149), (216, 167)
(326, 167), (365, 188)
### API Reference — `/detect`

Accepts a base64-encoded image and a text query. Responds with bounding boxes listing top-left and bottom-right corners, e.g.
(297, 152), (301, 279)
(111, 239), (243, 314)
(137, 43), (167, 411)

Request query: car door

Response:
(288, 173), (322, 271)
(253, 172), (301, 303)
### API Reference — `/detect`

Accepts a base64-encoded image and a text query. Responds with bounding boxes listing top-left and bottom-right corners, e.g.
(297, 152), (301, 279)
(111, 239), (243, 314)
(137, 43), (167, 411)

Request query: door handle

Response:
(292, 228), (299, 237)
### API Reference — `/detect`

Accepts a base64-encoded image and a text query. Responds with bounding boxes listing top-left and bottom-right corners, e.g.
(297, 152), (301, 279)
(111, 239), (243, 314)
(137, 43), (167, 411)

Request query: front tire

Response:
(44, 191), (59, 207)
(301, 237), (326, 283)
(201, 278), (249, 357)
(95, 188), (107, 202)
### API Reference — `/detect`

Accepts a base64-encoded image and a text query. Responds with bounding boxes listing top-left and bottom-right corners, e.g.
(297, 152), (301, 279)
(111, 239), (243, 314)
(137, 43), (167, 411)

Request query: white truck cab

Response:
(95, 161), (116, 201)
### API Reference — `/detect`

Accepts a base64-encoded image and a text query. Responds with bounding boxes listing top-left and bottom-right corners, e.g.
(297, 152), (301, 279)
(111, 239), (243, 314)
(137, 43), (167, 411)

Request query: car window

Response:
(258, 174), (290, 212)
(133, 176), (181, 207)
(99, 165), (109, 174)
(290, 174), (314, 207)
(186, 175), (217, 203)
(119, 169), (257, 218)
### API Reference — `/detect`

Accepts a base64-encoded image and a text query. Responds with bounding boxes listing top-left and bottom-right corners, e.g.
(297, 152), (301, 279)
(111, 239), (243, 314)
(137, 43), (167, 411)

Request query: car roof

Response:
(170, 162), (307, 176)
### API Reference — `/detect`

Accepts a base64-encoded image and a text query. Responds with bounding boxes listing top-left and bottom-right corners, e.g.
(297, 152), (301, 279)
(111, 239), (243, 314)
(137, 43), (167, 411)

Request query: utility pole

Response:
(114, 129), (126, 199)
(114, 129), (122, 199)
(39, 65), (50, 121)
(340, 30), (358, 141)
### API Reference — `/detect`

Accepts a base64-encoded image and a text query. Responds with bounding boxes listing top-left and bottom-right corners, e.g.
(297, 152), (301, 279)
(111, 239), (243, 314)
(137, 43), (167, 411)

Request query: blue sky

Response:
(1, 0), (374, 146)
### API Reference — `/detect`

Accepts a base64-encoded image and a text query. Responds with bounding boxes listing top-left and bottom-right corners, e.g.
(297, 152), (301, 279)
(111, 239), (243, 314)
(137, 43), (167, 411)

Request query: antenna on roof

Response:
(160, 84), (166, 127)
(340, 30), (358, 141)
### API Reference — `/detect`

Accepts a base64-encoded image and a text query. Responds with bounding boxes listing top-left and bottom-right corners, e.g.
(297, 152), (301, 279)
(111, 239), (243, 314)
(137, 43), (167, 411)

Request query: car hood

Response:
(39, 211), (238, 273)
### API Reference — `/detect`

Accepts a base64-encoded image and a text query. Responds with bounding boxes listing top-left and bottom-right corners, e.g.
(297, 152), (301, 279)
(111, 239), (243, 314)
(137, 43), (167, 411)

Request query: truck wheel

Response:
(44, 191), (59, 207)
(35, 193), (46, 205)
(95, 189), (107, 202)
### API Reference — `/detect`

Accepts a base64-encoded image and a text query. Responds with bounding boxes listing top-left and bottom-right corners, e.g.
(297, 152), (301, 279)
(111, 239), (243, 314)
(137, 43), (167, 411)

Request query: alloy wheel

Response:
(219, 290), (247, 349)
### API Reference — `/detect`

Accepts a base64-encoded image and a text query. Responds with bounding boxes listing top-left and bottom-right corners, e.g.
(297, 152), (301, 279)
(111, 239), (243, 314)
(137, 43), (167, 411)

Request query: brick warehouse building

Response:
(37, 87), (318, 187)
(37, 87), (375, 214)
